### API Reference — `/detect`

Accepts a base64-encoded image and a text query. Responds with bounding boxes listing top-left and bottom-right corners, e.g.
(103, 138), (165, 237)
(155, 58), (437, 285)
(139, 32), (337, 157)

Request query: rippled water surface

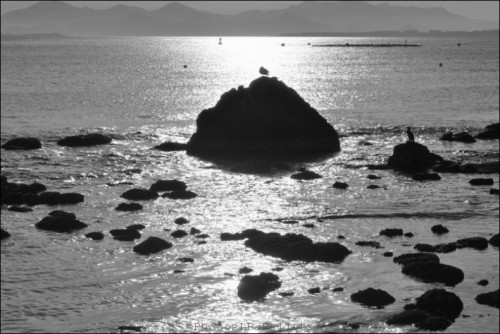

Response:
(1, 36), (499, 333)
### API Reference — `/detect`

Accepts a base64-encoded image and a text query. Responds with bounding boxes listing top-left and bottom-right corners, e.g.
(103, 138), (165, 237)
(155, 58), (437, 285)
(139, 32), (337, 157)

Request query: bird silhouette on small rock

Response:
(406, 127), (415, 142)
(259, 66), (269, 76)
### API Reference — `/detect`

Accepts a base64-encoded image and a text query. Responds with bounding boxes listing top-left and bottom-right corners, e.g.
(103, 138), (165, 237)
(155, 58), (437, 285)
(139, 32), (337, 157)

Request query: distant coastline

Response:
(282, 29), (500, 38)
(0, 33), (70, 39)
(1, 30), (497, 39)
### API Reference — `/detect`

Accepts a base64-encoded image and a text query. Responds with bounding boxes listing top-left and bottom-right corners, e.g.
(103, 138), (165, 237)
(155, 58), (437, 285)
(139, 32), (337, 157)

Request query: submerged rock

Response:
(237, 272), (281, 301)
(491, 189), (500, 195)
(2, 137), (42, 150)
(244, 232), (352, 263)
(8, 205), (33, 212)
(388, 141), (442, 171)
(174, 217), (189, 225)
(133, 236), (172, 255)
(57, 133), (111, 147)
(351, 288), (395, 308)
(475, 290), (499, 308)
(35, 216), (87, 233)
(186, 76), (340, 157)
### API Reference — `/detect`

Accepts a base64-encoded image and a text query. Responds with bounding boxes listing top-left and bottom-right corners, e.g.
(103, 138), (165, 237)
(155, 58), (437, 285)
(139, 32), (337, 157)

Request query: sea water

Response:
(1, 36), (499, 333)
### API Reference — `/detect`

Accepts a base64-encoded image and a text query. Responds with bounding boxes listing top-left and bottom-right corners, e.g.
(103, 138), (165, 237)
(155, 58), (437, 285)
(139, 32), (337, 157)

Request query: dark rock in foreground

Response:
(1, 228), (11, 239)
(49, 210), (76, 219)
(149, 180), (187, 192)
(230, 160), (290, 174)
(414, 243), (457, 253)
(152, 141), (187, 151)
(387, 308), (430, 326)
(120, 188), (159, 201)
(35, 216), (87, 233)
(431, 224), (449, 234)
(85, 231), (104, 240)
(174, 217), (189, 225)
(401, 261), (464, 286)
(2, 137), (42, 150)
(8, 205), (33, 212)
(416, 289), (463, 320)
(244, 232), (352, 263)
(126, 224), (145, 231)
(186, 76), (340, 157)
(38, 192), (84, 205)
(491, 189), (500, 195)
(355, 241), (382, 249)
(489, 234), (499, 247)
(380, 228), (403, 237)
(133, 236), (173, 255)
(237, 272), (281, 301)
(220, 229), (265, 241)
(469, 178), (494, 186)
(440, 132), (476, 143)
(393, 253), (440, 266)
(475, 290), (499, 308)
(475, 123), (499, 140)
(387, 289), (462, 331)
(332, 182), (349, 189)
(171, 230), (188, 238)
(110, 228), (141, 241)
(412, 173), (441, 181)
(455, 237), (488, 250)
(351, 288), (395, 308)
(115, 202), (143, 212)
(388, 141), (443, 171)
(57, 133), (112, 147)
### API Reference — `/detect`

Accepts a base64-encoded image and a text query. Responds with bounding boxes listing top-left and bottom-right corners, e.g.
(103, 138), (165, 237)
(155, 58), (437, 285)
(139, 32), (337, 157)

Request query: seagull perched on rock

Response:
(259, 66), (269, 76)
(406, 127), (415, 142)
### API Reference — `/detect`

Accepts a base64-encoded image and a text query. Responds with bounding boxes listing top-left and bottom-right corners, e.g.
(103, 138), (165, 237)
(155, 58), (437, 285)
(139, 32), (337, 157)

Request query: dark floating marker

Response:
(439, 63), (443, 67)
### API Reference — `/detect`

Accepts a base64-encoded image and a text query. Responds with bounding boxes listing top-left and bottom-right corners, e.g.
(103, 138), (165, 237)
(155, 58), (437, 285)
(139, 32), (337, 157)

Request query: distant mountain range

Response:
(1, 1), (498, 36)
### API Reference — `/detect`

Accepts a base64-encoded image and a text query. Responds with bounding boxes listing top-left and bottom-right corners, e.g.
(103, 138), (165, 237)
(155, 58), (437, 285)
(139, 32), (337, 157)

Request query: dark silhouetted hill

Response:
(1, 1), (498, 36)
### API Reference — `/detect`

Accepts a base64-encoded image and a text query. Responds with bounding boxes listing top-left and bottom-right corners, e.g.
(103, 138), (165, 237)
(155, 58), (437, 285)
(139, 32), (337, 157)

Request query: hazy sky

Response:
(1, 1), (499, 21)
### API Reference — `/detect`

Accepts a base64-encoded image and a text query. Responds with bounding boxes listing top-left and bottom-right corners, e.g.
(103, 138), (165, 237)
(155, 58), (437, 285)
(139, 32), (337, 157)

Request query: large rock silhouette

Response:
(186, 77), (340, 157)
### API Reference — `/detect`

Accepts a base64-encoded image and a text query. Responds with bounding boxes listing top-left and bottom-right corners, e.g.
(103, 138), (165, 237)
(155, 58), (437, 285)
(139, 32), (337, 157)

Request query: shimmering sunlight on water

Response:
(1, 36), (499, 333)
